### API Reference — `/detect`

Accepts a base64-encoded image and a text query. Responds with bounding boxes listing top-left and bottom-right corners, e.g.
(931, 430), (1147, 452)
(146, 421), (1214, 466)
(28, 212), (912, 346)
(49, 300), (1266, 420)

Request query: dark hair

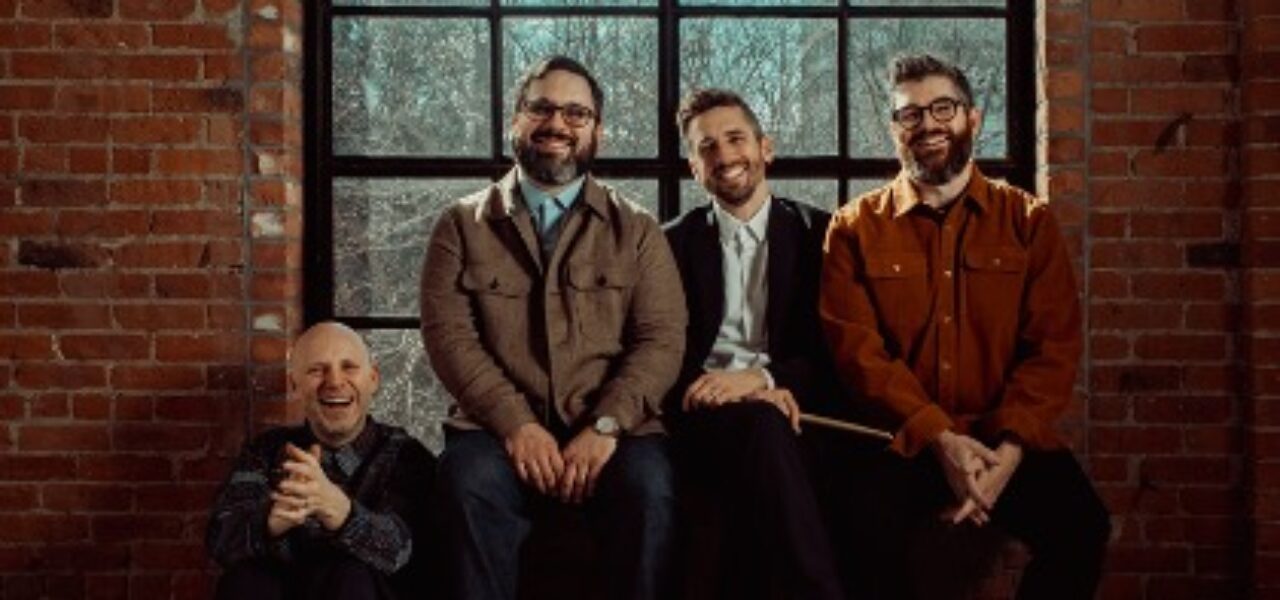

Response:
(889, 53), (974, 106)
(675, 88), (765, 141)
(513, 55), (604, 121)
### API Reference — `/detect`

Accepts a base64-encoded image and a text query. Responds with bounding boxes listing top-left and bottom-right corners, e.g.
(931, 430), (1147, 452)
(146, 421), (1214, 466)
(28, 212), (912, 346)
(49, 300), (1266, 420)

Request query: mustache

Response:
(908, 127), (953, 147)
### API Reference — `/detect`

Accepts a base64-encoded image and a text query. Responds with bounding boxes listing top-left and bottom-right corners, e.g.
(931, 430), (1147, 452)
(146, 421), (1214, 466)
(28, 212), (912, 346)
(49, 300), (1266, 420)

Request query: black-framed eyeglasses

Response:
(891, 97), (967, 131)
(520, 99), (597, 128)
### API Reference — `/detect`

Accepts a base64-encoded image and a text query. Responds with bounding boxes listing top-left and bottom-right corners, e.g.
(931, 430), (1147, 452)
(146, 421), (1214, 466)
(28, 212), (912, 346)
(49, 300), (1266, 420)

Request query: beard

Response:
(703, 159), (766, 207)
(512, 126), (597, 186)
(899, 123), (975, 186)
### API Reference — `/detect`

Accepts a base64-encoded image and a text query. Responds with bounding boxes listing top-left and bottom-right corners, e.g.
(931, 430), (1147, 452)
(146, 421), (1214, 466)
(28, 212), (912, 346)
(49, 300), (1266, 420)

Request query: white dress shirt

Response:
(704, 199), (773, 386)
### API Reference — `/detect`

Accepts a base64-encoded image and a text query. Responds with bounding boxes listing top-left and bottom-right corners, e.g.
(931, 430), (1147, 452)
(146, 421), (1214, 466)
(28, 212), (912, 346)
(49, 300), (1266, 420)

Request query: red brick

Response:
(118, 0), (196, 20)
(1186, 303), (1234, 331)
(21, 146), (66, 173)
(1091, 365), (1185, 393)
(92, 515), (183, 543)
(111, 116), (201, 144)
(20, 0), (113, 18)
(152, 209), (241, 237)
(30, 393), (69, 418)
(1090, 26), (1129, 54)
(69, 147), (109, 174)
(1046, 38), (1082, 65)
(0, 84), (55, 109)
(1092, 425), (1183, 454)
(1092, 119), (1167, 147)
(110, 365), (204, 390)
(154, 396), (223, 422)
(133, 541), (206, 569)
(112, 148), (152, 173)
(1185, 428), (1240, 455)
(1131, 88), (1231, 115)
(1107, 545), (1190, 573)
(42, 484), (134, 511)
(77, 455), (172, 482)
(0, 209), (55, 235)
(1134, 149), (1231, 178)
(1184, 54), (1239, 82)
(18, 303), (112, 329)
(155, 148), (242, 174)
(1092, 88), (1129, 115)
(1092, 56), (1184, 83)
(0, 334), (54, 359)
(1246, 17), (1280, 51)
(72, 394), (111, 420)
(204, 52), (244, 80)
(114, 241), (209, 268)
(59, 272), (151, 298)
(1130, 272), (1225, 301)
(60, 335), (151, 360)
(1244, 80), (1280, 112)
(56, 84), (151, 113)
(18, 425), (110, 451)
(1135, 334), (1228, 361)
(0, 271), (60, 296)
(0, 485), (38, 510)
(1187, 0), (1236, 21)
(114, 304), (206, 330)
(154, 86), (244, 113)
(56, 209), (149, 237)
(1091, 0), (1184, 21)
(0, 455), (76, 480)
(113, 54), (201, 81)
(0, 515), (90, 543)
(21, 179), (107, 207)
(155, 334), (243, 362)
(110, 179), (201, 205)
(1091, 241), (1184, 270)
(1137, 24), (1232, 53)
(54, 23), (149, 50)
(153, 24), (235, 49)
(20, 116), (108, 144)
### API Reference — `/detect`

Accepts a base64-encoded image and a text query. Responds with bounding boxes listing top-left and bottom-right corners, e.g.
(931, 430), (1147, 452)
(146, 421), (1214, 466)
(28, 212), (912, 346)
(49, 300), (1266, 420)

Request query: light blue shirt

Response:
(518, 171), (585, 253)
(704, 199), (773, 385)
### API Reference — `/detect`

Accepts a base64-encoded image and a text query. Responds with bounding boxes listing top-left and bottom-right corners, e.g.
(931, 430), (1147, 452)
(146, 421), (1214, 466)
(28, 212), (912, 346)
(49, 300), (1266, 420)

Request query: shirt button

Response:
(892, 264), (901, 273)
(942, 315), (952, 324)
(941, 361), (952, 371)
(944, 270), (953, 278)
(993, 258), (1002, 267)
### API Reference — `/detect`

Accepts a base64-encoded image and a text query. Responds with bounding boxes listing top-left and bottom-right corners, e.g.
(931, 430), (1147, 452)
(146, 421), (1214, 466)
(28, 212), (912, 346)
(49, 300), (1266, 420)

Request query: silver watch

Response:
(592, 415), (621, 437)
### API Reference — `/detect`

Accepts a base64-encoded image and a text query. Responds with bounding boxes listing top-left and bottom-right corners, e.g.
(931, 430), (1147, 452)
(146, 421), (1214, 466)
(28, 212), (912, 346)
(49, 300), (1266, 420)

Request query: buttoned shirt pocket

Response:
(460, 263), (533, 336)
(962, 245), (1028, 329)
(566, 261), (636, 344)
(863, 252), (928, 340)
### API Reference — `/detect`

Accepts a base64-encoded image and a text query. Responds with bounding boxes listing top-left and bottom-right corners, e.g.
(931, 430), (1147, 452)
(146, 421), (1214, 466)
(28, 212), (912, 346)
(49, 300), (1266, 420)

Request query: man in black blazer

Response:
(664, 88), (842, 600)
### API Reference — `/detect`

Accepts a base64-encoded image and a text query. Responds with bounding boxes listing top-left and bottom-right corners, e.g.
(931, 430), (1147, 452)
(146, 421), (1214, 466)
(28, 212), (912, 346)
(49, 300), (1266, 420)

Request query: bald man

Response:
(207, 322), (437, 600)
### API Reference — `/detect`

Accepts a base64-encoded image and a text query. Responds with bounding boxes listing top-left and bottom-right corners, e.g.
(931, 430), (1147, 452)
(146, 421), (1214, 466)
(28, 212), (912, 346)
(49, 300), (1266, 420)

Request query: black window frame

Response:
(303, 0), (1036, 329)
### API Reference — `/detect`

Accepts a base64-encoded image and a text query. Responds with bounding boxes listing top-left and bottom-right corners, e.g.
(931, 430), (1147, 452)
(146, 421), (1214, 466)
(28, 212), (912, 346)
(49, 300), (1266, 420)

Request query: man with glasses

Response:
(420, 55), (686, 600)
(820, 54), (1110, 599)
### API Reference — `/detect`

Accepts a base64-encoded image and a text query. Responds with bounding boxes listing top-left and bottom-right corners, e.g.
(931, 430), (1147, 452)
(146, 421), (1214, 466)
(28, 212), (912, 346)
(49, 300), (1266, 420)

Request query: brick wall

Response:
(0, 0), (1275, 598)
(0, 0), (301, 597)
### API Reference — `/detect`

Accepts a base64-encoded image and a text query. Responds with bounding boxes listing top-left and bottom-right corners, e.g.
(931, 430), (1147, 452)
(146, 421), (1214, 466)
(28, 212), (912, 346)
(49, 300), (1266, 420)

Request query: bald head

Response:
(290, 321), (380, 447)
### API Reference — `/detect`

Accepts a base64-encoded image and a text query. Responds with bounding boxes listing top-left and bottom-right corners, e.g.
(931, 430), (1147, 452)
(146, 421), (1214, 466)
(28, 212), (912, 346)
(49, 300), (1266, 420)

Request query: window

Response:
(305, 0), (1034, 447)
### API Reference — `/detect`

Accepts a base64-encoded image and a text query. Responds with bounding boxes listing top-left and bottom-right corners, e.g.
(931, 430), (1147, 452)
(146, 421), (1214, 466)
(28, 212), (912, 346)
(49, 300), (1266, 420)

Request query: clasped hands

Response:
(932, 430), (1023, 527)
(267, 443), (352, 537)
(505, 422), (617, 505)
(682, 368), (801, 433)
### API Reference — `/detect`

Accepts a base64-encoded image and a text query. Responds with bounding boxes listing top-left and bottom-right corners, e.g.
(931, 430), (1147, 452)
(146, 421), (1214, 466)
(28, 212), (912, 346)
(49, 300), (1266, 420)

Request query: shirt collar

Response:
(313, 417), (380, 480)
(712, 197), (771, 246)
(517, 168), (585, 214)
(890, 164), (991, 219)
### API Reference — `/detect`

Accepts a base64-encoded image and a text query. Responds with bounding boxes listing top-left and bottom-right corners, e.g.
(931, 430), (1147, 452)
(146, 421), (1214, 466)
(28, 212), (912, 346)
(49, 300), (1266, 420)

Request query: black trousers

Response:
(827, 446), (1111, 600)
(214, 556), (396, 600)
(674, 402), (844, 600)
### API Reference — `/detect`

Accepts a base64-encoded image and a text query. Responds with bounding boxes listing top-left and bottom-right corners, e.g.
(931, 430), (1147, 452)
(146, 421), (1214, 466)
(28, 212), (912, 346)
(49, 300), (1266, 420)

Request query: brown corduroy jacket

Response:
(420, 169), (687, 439)
(820, 167), (1083, 457)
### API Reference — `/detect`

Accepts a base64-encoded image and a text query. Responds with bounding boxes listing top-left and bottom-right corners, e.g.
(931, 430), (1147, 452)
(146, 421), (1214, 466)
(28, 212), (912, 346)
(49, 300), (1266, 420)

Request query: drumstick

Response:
(799, 413), (893, 441)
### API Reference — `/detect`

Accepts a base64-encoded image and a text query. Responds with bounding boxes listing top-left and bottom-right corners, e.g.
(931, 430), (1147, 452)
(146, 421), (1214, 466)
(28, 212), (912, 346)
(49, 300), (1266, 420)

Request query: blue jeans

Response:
(436, 429), (675, 600)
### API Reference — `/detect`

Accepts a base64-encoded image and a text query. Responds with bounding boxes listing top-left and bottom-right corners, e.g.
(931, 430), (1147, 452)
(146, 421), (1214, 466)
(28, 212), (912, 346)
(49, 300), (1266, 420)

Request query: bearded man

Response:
(819, 54), (1110, 599)
(420, 55), (686, 600)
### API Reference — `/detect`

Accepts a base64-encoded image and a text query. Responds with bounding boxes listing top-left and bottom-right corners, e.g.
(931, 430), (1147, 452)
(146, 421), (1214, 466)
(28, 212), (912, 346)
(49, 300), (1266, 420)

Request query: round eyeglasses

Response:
(891, 97), (967, 131)
(520, 99), (597, 128)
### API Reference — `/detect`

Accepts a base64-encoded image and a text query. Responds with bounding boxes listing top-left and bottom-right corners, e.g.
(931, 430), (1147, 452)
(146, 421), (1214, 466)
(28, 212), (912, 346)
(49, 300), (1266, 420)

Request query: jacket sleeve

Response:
(205, 435), (288, 566)
(420, 208), (539, 438)
(593, 215), (688, 432)
(977, 206), (1082, 449)
(819, 208), (952, 456)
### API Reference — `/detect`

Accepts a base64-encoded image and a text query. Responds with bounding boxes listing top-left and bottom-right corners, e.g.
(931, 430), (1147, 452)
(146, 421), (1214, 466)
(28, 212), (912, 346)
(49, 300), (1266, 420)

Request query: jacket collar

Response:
(890, 163), (991, 219)
(485, 167), (610, 223)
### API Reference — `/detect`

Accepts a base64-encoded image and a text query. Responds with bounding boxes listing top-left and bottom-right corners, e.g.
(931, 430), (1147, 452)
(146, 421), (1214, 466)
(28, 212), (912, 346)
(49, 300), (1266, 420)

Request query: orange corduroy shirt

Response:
(820, 166), (1082, 457)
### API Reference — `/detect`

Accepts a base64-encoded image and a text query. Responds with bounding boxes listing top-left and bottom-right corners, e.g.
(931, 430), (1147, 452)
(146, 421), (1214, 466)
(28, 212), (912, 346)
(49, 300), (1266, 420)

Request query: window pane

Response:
(681, 18), (838, 156)
(679, 179), (836, 213)
(504, 0), (655, 6)
(333, 18), (490, 156)
(847, 18), (1006, 159)
(361, 329), (447, 452)
(598, 178), (660, 218)
(504, 18), (658, 158)
(334, 178), (491, 317)
(849, 0), (1003, 6)
(684, 0), (835, 6)
(846, 178), (887, 202)
(337, 0), (486, 5)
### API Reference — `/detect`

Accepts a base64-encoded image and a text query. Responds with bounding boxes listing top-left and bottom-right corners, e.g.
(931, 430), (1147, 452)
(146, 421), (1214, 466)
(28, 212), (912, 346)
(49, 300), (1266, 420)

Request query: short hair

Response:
(513, 55), (605, 121)
(675, 88), (765, 141)
(888, 53), (974, 106)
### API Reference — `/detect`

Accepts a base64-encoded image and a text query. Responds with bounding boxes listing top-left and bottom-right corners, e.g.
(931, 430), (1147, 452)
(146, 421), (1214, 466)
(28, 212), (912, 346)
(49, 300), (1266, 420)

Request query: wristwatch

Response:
(591, 415), (621, 437)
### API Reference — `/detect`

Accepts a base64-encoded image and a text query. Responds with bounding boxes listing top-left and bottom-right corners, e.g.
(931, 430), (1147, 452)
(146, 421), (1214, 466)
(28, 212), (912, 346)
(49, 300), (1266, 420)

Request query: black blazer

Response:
(663, 197), (837, 417)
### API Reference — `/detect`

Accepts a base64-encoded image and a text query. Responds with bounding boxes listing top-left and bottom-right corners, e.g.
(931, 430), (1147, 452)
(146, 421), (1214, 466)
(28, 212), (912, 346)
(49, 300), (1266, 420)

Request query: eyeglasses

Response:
(890, 97), (967, 130)
(520, 99), (597, 128)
